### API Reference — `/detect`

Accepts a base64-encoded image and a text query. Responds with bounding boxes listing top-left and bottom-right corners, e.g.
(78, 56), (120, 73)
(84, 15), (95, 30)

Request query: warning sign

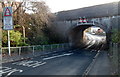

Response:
(3, 7), (12, 17)
(3, 7), (13, 30)
(4, 7), (12, 16)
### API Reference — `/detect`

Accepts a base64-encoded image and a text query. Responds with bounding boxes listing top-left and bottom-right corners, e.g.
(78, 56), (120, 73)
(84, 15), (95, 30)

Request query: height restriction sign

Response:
(3, 7), (13, 30)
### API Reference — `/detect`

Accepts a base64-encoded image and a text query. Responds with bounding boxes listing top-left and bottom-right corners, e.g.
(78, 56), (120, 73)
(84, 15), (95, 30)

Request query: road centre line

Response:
(43, 53), (73, 60)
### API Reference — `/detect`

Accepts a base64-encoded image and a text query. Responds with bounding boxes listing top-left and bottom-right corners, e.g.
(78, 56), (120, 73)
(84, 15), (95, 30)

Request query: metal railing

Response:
(1, 43), (69, 56)
(109, 42), (120, 75)
(0, 43), (69, 63)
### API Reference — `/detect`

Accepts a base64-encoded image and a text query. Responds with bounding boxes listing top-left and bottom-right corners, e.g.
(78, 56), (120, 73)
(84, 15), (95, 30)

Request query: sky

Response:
(44, 0), (119, 13)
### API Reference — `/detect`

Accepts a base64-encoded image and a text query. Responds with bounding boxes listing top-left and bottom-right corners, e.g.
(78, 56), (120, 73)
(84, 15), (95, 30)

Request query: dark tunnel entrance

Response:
(68, 23), (107, 50)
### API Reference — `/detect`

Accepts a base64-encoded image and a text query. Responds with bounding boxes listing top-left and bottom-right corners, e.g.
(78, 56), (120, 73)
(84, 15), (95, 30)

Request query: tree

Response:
(24, 1), (54, 45)
(1, 1), (66, 46)
(2, 30), (26, 47)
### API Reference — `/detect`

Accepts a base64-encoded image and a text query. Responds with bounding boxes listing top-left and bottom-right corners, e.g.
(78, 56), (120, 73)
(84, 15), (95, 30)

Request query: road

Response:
(1, 49), (97, 76)
(84, 32), (106, 49)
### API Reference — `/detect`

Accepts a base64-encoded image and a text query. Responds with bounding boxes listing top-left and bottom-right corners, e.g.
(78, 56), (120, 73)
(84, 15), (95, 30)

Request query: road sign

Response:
(3, 7), (13, 56)
(4, 7), (12, 16)
(3, 7), (12, 17)
(3, 7), (13, 30)
(3, 17), (13, 30)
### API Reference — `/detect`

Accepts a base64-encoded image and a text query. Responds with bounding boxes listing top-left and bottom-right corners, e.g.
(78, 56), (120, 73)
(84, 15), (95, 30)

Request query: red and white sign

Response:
(83, 18), (87, 23)
(4, 7), (12, 16)
(79, 18), (83, 23)
(3, 7), (13, 30)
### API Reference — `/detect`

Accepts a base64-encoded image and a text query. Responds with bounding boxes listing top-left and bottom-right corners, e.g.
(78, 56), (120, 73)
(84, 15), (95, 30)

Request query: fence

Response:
(1, 43), (70, 63)
(109, 42), (120, 75)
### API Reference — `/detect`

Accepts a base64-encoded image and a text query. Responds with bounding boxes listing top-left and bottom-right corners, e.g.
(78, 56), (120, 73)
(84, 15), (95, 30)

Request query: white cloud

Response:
(44, 0), (119, 13)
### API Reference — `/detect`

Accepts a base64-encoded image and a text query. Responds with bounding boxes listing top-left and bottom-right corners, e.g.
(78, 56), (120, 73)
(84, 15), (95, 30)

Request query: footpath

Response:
(88, 51), (113, 75)
(1, 49), (70, 63)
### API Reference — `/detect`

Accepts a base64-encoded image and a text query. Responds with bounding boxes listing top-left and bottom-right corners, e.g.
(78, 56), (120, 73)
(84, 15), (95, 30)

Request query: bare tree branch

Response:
(13, 2), (23, 13)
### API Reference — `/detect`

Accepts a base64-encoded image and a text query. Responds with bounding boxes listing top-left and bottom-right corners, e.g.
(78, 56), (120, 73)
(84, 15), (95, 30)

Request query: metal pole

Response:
(33, 46), (35, 55)
(51, 45), (52, 51)
(22, 26), (25, 43)
(19, 47), (21, 56)
(57, 44), (59, 50)
(43, 45), (45, 51)
(62, 44), (64, 49)
(8, 30), (11, 56)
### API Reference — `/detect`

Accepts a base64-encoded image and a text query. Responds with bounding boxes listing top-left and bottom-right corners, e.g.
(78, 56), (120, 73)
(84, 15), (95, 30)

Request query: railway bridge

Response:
(55, 2), (120, 48)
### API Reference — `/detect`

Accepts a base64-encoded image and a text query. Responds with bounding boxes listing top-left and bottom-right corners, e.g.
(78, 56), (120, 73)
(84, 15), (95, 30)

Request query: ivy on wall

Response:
(111, 29), (120, 43)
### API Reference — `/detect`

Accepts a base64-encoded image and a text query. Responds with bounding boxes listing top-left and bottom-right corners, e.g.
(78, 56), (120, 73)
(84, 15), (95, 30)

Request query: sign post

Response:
(3, 7), (13, 56)
(8, 30), (10, 56)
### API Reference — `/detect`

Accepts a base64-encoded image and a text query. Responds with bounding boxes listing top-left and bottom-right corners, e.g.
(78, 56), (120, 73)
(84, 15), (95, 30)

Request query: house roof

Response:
(56, 2), (119, 21)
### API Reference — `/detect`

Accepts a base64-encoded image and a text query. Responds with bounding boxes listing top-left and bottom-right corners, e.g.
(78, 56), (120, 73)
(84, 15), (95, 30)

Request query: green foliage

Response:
(10, 30), (22, 46)
(2, 30), (27, 47)
(111, 29), (120, 43)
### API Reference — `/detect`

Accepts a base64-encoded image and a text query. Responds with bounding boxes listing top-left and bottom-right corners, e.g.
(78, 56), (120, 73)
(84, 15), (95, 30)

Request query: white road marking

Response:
(0, 67), (23, 76)
(43, 53), (73, 60)
(27, 61), (42, 67)
(33, 62), (46, 68)
(12, 60), (46, 68)
(7, 69), (23, 76)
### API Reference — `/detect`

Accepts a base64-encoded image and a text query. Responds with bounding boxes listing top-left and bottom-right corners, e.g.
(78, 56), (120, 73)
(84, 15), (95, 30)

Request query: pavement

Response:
(2, 48), (69, 63)
(1, 49), (113, 76)
(88, 51), (112, 75)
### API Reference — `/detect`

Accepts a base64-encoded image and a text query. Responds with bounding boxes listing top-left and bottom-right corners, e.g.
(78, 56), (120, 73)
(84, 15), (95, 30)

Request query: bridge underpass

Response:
(68, 23), (107, 50)
(1, 22), (110, 76)
(2, 2), (118, 76)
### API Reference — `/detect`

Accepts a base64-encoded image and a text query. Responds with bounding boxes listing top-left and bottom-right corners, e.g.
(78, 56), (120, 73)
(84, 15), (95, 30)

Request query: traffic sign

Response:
(3, 7), (12, 17)
(3, 17), (13, 30)
(4, 7), (12, 16)
(3, 7), (13, 30)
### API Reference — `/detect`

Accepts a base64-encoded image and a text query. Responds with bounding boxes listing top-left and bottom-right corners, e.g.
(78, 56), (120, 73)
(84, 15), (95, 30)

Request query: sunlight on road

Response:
(83, 27), (106, 49)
